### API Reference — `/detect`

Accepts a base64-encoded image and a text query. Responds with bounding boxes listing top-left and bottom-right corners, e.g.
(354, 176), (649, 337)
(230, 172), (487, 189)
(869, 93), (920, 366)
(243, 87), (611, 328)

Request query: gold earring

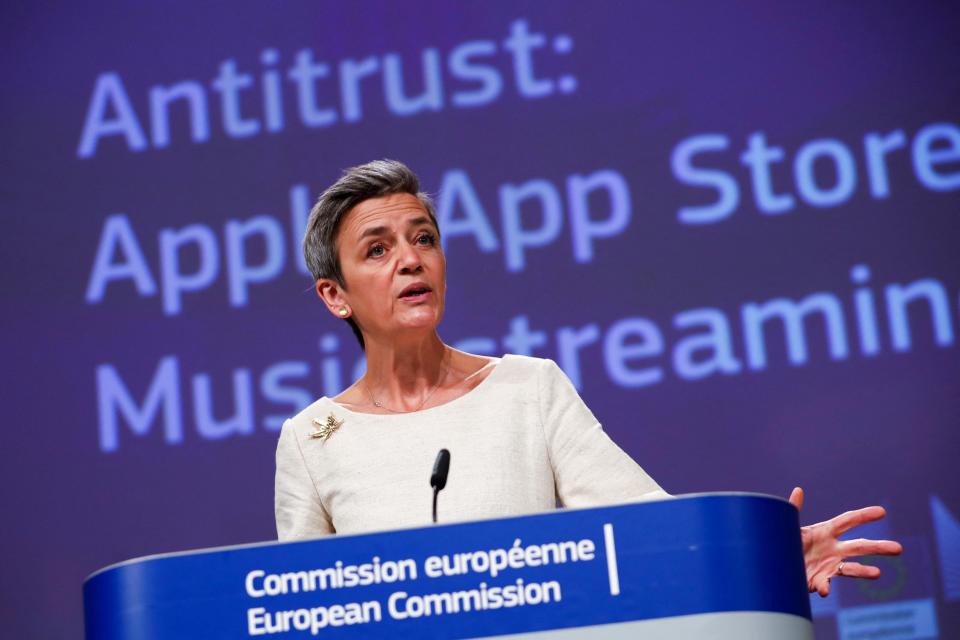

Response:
(338, 306), (349, 317)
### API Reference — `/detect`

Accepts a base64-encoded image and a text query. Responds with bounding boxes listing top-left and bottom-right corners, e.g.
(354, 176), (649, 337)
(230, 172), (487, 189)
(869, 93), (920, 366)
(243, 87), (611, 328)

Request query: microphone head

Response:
(430, 448), (451, 491)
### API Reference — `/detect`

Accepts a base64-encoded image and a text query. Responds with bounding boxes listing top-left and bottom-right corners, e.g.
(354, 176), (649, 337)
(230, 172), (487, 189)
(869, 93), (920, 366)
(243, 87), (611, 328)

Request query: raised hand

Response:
(788, 487), (903, 597)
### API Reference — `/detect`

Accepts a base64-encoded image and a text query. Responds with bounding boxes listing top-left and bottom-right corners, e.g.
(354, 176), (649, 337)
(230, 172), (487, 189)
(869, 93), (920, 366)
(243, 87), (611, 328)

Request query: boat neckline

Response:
(322, 354), (511, 418)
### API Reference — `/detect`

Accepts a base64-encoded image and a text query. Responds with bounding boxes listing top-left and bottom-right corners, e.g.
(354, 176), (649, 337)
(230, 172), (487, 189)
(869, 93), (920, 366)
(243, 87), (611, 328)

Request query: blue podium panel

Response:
(84, 494), (812, 639)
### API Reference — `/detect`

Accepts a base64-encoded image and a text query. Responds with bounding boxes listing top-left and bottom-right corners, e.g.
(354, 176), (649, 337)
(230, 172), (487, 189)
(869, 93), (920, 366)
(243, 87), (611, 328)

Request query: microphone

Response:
(430, 449), (451, 523)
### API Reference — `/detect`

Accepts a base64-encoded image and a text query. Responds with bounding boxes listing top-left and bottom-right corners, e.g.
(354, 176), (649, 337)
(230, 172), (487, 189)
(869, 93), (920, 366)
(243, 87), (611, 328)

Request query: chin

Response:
(398, 310), (441, 331)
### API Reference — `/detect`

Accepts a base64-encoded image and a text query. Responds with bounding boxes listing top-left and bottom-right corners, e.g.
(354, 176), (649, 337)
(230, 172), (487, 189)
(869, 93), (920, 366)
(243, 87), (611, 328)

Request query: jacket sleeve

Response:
(275, 419), (334, 539)
(537, 358), (669, 507)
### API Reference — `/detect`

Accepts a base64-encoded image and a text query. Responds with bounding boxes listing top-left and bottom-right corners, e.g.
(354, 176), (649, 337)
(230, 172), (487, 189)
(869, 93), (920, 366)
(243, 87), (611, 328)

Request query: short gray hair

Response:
(303, 159), (439, 347)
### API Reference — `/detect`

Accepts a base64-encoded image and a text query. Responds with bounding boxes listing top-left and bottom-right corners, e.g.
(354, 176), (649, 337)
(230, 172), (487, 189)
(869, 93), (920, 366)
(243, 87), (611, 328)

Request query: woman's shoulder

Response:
(498, 353), (562, 374)
(483, 353), (566, 388)
(499, 353), (554, 368)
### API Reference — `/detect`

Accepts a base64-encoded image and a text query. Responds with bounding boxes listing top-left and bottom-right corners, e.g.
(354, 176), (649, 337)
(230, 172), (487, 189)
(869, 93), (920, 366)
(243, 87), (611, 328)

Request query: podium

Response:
(84, 493), (813, 639)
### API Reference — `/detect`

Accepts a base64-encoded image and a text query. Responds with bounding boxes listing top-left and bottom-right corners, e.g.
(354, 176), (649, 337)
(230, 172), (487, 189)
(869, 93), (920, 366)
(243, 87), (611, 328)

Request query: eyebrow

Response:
(358, 217), (435, 240)
(359, 225), (389, 240)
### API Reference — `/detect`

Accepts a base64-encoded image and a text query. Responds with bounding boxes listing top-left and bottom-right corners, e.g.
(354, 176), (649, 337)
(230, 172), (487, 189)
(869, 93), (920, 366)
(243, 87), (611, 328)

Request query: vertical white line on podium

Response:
(603, 523), (620, 596)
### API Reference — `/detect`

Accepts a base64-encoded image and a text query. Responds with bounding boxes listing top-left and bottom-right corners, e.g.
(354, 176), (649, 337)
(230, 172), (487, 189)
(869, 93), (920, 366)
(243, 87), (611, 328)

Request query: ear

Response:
(315, 278), (349, 319)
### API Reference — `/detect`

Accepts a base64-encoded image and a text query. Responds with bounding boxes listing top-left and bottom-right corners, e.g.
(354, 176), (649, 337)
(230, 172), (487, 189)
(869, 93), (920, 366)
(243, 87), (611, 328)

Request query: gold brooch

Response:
(310, 413), (344, 441)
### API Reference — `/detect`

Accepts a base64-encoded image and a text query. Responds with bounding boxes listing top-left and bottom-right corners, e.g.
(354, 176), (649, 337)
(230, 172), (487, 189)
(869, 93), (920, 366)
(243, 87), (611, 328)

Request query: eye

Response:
(367, 242), (386, 258)
(415, 232), (436, 246)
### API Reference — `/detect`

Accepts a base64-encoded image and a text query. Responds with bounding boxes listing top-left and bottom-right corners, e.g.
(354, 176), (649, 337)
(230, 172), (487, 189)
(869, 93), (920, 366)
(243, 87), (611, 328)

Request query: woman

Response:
(275, 159), (901, 597)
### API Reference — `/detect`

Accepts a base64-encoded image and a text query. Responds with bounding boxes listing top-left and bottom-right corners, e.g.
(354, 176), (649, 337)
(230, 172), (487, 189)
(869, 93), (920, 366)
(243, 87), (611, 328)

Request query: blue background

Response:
(1, 2), (958, 637)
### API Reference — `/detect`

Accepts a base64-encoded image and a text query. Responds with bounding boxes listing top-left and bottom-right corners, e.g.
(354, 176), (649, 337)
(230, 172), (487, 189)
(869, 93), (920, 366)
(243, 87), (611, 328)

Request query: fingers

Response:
(789, 487), (804, 511)
(840, 538), (903, 557)
(832, 506), (886, 534)
(811, 561), (883, 598)
(814, 575), (831, 597)
(836, 561), (881, 580)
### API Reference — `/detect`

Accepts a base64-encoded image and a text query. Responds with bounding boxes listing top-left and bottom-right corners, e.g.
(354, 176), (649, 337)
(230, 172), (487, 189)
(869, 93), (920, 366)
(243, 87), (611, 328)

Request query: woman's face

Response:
(317, 192), (446, 342)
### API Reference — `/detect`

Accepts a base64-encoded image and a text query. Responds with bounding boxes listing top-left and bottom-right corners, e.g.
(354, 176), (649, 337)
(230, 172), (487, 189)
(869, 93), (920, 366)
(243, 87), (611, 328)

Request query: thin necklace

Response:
(365, 358), (450, 414)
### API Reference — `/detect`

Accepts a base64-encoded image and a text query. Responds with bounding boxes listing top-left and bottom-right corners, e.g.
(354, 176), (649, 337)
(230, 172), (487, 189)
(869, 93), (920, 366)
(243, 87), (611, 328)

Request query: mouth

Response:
(398, 283), (433, 300)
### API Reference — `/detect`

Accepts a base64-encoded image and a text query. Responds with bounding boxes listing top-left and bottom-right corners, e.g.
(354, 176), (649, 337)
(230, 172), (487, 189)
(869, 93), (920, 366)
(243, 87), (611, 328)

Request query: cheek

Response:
(435, 252), (447, 280)
(349, 270), (390, 307)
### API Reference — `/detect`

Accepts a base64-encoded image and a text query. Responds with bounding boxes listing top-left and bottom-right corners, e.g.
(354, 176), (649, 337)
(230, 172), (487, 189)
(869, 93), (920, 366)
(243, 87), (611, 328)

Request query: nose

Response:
(396, 239), (423, 274)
